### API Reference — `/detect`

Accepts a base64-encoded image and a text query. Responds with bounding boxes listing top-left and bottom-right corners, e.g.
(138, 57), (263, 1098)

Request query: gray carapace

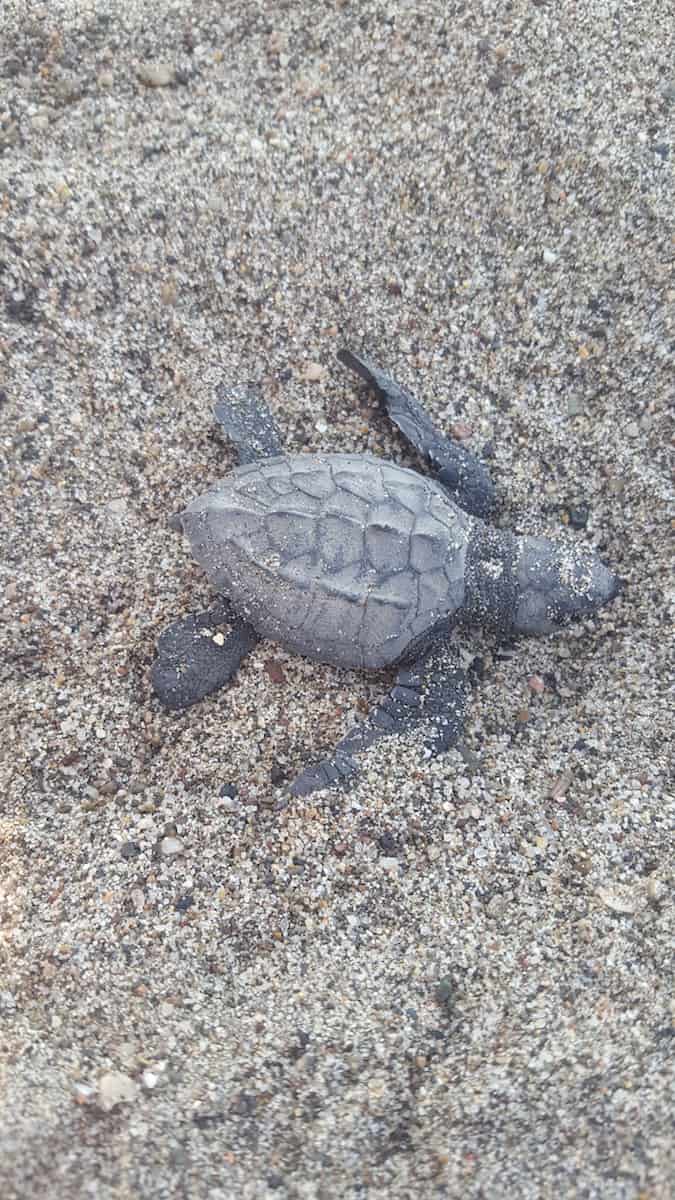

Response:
(152, 350), (619, 795)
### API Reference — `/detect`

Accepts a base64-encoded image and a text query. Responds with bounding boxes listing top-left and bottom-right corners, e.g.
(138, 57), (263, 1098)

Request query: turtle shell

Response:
(182, 453), (470, 669)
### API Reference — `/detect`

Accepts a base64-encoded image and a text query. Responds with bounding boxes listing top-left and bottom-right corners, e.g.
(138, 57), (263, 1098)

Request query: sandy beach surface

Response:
(1, 2), (673, 1196)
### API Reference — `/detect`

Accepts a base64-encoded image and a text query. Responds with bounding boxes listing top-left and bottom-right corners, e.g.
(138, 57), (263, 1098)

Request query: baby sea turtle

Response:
(152, 350), (619, 795)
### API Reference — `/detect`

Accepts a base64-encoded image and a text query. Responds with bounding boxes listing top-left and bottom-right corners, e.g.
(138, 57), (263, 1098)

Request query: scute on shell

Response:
(182, 453), (470, 670)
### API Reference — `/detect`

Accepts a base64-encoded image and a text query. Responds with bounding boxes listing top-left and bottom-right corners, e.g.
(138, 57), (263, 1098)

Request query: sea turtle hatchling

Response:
(152, 350), (620, 796)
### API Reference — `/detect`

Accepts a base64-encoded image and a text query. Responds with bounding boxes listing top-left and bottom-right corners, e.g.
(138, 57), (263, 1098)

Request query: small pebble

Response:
(548, 769), (573, 801)
(567, 505), (589, 530)
(137, 62), (175, 88)
(528, 674), (546, 694)
(646, 878), (667, 903)
(597, 884), (643, 915)
(436, 975), (455, 1007)
(266, 30), (285, 55)
(97, 1071), (137, 1112)
(301, 362), (326, 382)
(269, 763), (289, 786)
(160, 836), (184, 858)
(264, 658), (286, 684)
(450, 422), (472, 440)
(158, 272), (177, 303)
(73, 1083), (96, 1105)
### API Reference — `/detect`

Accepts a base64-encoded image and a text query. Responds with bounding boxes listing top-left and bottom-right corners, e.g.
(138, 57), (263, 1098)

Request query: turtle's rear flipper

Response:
(152, 599), (259, 710)
(214, 384), (283, 464)
(289, 644), (468, 797)
(338, 348), (496, 519)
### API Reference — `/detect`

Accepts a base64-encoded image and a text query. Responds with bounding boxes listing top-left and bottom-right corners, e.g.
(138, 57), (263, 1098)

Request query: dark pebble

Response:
(192, 1111), (225, 1128)
(269, 763), (289, 785)
(436, 975), (455, 1009)
(573, 738), (599, 755)
(567, 505), (589, 530)
(141, 143), (166, 161)
(377, 830), (399, 854)
(6, 288), (40, 324)
(264, 658), (286, 684)
(486, 72), (506, 93)
(219, 783), (238, 799)
(458, 744), (481, 775)
(120, 841), (141, 860)
(175, 893), (194, 912)
(469, 655), (485, 681)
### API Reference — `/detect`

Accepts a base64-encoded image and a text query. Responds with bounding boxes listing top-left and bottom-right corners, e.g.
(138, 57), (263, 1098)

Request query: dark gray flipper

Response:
(214, 383), (283, 464)
(338, 349), (496, 518)
(153, 383), (281, 710)
(152, 601), (260, 711)
(289, 644), (468, 796)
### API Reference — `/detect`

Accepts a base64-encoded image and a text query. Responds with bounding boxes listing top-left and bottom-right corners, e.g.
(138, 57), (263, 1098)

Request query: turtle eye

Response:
(438, 464), (459, 491)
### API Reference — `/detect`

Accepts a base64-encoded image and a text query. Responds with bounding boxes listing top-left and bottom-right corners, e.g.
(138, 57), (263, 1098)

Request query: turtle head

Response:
(512, 535), (620, 636)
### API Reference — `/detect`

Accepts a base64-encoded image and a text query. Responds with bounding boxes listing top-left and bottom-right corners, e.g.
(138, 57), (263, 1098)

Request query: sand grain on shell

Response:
(1, 1), (673, 1197)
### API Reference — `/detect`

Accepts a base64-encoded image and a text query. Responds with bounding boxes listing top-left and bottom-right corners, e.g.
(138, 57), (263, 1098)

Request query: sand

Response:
(1, 1), (673, 1196)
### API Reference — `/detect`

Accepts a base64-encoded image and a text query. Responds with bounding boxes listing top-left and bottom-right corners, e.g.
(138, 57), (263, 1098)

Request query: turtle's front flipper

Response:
(214, 383), (283, 464)
(152, 599), (260, 710)
(338, 349), (496, 519)
(289, 644), (468, 797)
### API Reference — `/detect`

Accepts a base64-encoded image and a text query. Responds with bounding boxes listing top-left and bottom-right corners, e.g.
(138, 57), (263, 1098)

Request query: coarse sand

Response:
(1, 2), (673, 1197)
